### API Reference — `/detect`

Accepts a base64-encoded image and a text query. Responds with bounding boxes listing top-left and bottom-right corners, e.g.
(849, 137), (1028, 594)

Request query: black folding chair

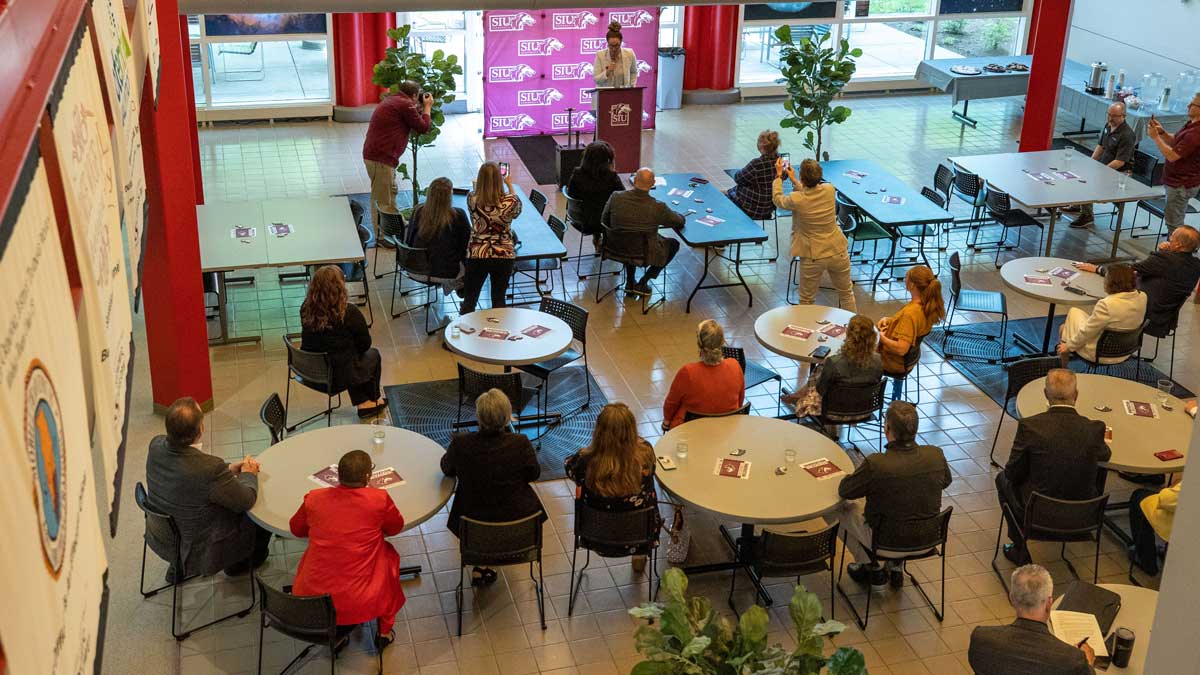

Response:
(732, 524), (839, 617)
(390, 241), (451, 334)
(456, 514), (546, 635)
(887, 333), (927, 404)
(283, 336), (346, 431)
(942, 251), (1009, 363)
(593, 226), (668, 314)
(454, 363), (541, 436)
(682, 401), (752, 422)
(564, 186), (617, 281)
(1077, 320), (1148, 382)
(259, 392), (286, 445)
(511, 215), (568, 303)
(992, 492), (1108, 591)
(722, 345), (783, 416)
(987, 356), (1060, 467)
(803, 379), (886, 455)
(518, 297), (591, 414)
(255, 575), (380, 675)
(529, 188), (549, 217)
(568, 502), (659, 615)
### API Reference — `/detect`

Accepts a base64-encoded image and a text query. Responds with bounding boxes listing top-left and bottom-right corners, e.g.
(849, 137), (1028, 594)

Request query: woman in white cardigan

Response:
(1057, 263), (1147, 365)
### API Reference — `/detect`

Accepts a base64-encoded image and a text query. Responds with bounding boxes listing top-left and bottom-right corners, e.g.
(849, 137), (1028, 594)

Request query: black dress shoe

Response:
(1003, 543), (1031, 566)
(889, 568), (904, 589)
(847, 562), (886, 588)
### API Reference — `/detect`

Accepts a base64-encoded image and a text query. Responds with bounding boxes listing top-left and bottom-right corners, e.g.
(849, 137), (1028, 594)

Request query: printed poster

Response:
(51, 24), (136, 534)
(0, 150), (108, 675)
(128, 0), (160, 105)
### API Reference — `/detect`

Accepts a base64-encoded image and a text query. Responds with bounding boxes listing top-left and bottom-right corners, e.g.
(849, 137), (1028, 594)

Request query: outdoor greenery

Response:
(941, 19), (967, 35)
(628, 568), (867, 675)
(775, 28), (862, 160)
(372, 24), (463, 207)
(983, 19), (1013, 51)
(854, 0), (927, 15)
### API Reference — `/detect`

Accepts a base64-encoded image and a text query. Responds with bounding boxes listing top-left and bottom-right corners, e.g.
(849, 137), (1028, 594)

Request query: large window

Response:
(659, 6), (683, 48)
(844, 21), (929, 79)
(400, 11), (469, 96)
(933, 16), (1021, 58)
(739, 24), (833, 85)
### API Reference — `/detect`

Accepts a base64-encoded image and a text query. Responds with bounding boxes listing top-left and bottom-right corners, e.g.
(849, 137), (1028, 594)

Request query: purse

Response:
(794, 364), (824, 418)
(664, 503), (691, 564)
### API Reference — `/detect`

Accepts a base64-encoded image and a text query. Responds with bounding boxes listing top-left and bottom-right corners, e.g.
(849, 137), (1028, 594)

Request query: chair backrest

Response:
(459, 513), (543, 567)
(457, 363), (524, 410)
(1024, 492), (1108, 542)
(349, 199), (365, 226)
(254, 574), (339, 645)
(1130, 150), (1157, 182)
(135, 482), (182, 567)
(379, 211), (406, 238)
(529, 189), (548, 216)
(721, 346), (748, 373)
(396, 240), (433, 277)
(920, 186), (946, 210)
(1004, 356), (1062, 402)
(948, 251), (963, 300)
(755, 523), (840, 577)
(537, 297), (588, 344)
(984, 183), (1011, 215)
(546, 214), (567, 243)
(601, 226), (654, 264)
(1094, 320), (1148, 362)
(259, 393), (286, 445)
(902, 332), (926, 371)
(682, 401), (752, 422)
(562, 187), (588, 232)
(575, 501), (657, 554)
(933, 164), (954, 200)
(284, 337), (334, 389)
(356, 222), (372, 254)
(836, 203), (857, 236)
(954, 169), (982, 198)
(821, 379), (886, 421)
(872, 506), (952, 555)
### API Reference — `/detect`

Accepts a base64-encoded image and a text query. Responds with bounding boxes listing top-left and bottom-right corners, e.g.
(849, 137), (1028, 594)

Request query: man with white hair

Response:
(601, 167), (685, 296)
(1067, 102), (1135, 230)
(968, 564), (1095, 674)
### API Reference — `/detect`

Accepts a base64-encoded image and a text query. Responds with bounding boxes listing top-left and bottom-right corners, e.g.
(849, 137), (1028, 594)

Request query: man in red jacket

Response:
(363, 81), (432, 246)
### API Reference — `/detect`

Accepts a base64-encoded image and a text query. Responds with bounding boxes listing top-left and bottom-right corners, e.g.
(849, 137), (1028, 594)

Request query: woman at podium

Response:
(593, 20), (638, 88)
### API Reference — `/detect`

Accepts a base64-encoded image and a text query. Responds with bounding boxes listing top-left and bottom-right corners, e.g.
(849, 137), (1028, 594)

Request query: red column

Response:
(141, 0), (213, 411)
(333, 13), (397, 107)
(180, 15), (203, 204)
(1019, 0), (1074, 152)
(682, 5), (739, 90)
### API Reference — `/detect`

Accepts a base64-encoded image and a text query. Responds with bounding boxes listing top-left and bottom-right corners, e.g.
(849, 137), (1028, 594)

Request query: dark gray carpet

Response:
(928, 317), (1192, 410)
(508, 135), (561, 186)
(383, 366), (605, 480)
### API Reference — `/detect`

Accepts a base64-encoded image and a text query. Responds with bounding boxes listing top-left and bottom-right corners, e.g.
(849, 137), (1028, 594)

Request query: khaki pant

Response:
(796, 251), (857, 312)
(835, 498), (874, 564)
(364, 159), (399, 216)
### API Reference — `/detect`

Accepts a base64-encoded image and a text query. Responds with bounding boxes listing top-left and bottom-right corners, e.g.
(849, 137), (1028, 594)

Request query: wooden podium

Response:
(590, 86), (644, 174)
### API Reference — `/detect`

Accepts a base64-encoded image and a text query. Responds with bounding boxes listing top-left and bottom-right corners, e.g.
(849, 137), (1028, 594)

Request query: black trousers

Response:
(461, 258), (515, 313)
(221, 523), (274, 575)
(342, 347), (382, 406)
(624, 238), (680, 284)
(1128, 488), (1160, 575)
(995, 471), (1028, 552)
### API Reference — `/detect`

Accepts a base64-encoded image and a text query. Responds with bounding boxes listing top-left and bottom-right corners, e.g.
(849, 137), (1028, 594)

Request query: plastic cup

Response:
(785, 449), (797, 464)
(1118, 173), (1128, 190)
(675, 441), (689, 459)
(451, 324), (461, 339)
(1157, 378), (1173, 406)
(1064, 148), (1073, 164)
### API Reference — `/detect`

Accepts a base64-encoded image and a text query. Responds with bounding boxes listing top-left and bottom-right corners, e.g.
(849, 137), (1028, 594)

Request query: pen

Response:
(1076, 637), (1089, 648)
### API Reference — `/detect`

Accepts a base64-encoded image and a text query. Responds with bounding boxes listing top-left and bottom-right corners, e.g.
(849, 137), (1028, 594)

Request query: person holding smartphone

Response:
(772, 158), (857, 312)
(1148, 92), (1200, 233)
(727, 130), (783, 221)
(362, 81), (433, 246)
(461, 161), (522, 313)
(593, 21), (638, 88)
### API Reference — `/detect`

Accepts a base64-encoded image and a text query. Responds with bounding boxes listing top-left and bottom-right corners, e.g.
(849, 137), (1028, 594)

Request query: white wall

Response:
(1067, 0), (1200, 91)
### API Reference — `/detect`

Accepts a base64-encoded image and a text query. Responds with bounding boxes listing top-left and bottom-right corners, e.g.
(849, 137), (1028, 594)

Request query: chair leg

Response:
(906, 552), (946, 622)
(834, 537), (870, 629)
(456, 565), (464, 636)
(990, 520), (1009, 593)
(1093, 532), (1101, 584)
(568, 546), (590, 616)
(583, 350), (592, 408)
(532, 558), (547, 630)
(1059, 542), (1083, 582)
(988, 411), (1006, 468)
(257, 616), (266, 675)
(727, 560), (740, 615)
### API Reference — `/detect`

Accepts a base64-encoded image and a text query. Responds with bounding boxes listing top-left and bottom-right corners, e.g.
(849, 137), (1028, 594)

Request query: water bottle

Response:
(1159, 86), (1172, 112)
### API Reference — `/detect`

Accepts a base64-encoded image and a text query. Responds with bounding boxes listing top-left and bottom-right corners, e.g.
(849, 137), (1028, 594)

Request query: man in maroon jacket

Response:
(362, 80), (432, 246)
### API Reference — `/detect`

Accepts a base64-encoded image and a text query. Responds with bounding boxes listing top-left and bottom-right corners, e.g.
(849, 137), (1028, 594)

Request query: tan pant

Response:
(364, 159), (399, 216)
(835, 498), (874, 564)
(797, 251), (857, 312)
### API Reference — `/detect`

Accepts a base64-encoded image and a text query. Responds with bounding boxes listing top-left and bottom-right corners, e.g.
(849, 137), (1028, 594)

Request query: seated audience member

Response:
(300, 265), (386, 418)
(727, 130), (782, 221)
(565, 403), (661, 573)
(441, 388), (546, 585)
(662, 319), (745, 430)
(405, 176), (470, 292)
(995, 369), (1110, 565)
(600, 167), (685, 296)
(567, 141), (626, 245)
(791, 314), (883, 429)
(145, 397), (272, 582)
(290, 450), (406, 650)
(1057, 263), (1146, 366)
(877, 265), (944, 399)
(1066, 102), (1135, 230)
(968, 564), (1095, 675)
(1128, 481), (1181, 576)
(773, 158), (857, 312)
(836, 401), (951, 588)
(1074, 225), (1200, 339)
(461, 161), (522, 314)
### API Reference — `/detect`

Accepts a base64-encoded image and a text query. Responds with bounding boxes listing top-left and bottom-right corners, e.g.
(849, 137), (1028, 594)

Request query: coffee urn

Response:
(1087, 62), (1108, 93)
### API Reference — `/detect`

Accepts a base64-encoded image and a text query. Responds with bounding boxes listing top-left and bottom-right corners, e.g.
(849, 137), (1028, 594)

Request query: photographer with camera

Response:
(362, 80), (433, 247)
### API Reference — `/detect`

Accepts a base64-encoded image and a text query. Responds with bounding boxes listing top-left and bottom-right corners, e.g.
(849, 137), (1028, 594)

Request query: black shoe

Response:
(165, 566), (178, 585)
(1003, 543), (1031, 566)
(1069, 216), (1094, 229)
(889, 568), (904, 589)
(626, 283), (649, 297)
(357, 400), (389, 418)
(375, 629), (396, 651)
(847, 562), (885, 587)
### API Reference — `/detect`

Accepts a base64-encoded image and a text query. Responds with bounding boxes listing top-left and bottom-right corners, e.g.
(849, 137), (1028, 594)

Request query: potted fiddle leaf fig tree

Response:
(372, 24), (464, 208)
(775, 27), (862, 161)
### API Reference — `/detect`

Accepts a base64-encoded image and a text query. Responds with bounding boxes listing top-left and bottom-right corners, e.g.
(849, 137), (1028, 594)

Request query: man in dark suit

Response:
(144, 398), (272, 581)
(600, 167), (685, 296)
(837, 401), (952, 588)
(996, 369), (1111, 565)
(969, 564), (1095, 674)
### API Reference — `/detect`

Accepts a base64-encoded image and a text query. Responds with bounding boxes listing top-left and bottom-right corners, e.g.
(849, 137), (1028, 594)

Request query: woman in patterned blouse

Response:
(461, 161), (523, 313)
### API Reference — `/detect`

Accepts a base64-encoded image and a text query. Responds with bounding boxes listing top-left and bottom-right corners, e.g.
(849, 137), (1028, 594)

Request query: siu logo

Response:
(551, 62), (594, 80)
(488, 114), (537, 133)
(489, 64), (537, 83)
(609, 102), (632, 127)
(636, 60), (655, 75)
(517, 88), (564, 107)
(610, 10), (655, 28)
(551, 10), (599, 30)
(488, 12), (537, 32)
(551, 110), (596, 130)
(579, 89), (594, 105)
(518, 37), (565, 57)
(580, 37), (607, 54)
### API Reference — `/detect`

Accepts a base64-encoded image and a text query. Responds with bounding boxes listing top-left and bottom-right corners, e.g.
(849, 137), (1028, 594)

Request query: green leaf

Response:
(774, 25), (792, 45)
(661, 568), (688, 605)
(660, 603), (693, 645)
(850, 48), (863, 57)
(827, 646), (868, 675)
(738, 606), (770, 648)
(630, 661), (673, 675)
(629, 605), (664, 621)
(812, 619), (845, 637)
(679, 636), (711, 658)
(396, 163), (410, 180)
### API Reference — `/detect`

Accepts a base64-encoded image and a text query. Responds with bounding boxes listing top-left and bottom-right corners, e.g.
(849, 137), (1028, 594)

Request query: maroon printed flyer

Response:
(713, 458), (751, 479)
(521, 324), (551, 338)
(1024, 275), (1052, 285)
(309, 464), (406, 489)
(819, 324), (847, 338)
(782, 325), (814, 339)
(801, 458), (844, 481)
(1123, 400), (1158, 418)
(478, 328), (510, 340)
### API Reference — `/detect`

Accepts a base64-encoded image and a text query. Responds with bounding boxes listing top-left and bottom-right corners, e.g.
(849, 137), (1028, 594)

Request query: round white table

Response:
(1000, 256), (1106, 354)
(1015, 374), (1191, 475)
(1052, 584), (1157, 675)
(444, 308), (572, 367)
(248, 425), (455, 537)
(754, 305), (858, 363)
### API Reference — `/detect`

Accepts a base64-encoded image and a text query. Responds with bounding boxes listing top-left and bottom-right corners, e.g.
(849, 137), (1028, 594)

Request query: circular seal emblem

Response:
(25, 360), (66, 578)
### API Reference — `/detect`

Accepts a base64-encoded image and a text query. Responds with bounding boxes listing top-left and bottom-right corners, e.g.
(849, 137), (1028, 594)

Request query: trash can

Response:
(657, 47), (685, 110)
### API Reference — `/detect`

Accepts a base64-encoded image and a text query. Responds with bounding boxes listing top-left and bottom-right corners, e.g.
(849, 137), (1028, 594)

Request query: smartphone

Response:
(780, 153), (791, 171)
(499, 161), (510, 178)
(810, 345), (831, 359)
(657, 455), (678, 471)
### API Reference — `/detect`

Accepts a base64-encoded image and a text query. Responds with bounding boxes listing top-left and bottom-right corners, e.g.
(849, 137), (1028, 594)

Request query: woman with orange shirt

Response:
(662, 320), (745, 430)
(877, 266), (944, 400)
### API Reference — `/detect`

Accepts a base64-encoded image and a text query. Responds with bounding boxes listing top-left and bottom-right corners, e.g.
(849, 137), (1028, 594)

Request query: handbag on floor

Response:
(793, 364), (824, 418)
(664, 503), (690, 564)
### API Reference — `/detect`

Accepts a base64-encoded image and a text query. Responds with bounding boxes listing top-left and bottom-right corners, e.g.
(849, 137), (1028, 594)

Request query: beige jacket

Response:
(772, 180), (848, 260)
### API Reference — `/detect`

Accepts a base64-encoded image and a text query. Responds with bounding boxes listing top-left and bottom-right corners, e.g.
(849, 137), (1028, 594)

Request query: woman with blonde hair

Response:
(405, 176), (470, 291)
(878, 265), (945, 399)
(461, 161), (522, 313)
(661, 319), (745, 430)
(565, 402), (659, 572)
(727, 130), (782, 221)
(300, 265), (386, 417)
(773, 158), (857, 312)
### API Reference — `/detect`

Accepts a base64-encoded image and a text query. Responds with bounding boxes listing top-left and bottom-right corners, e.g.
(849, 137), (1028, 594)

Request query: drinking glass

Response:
(451, 324), (461, 339)
(1157, 379), (1173, 407)
(784, 448), (797, 464)
(675, 441), (689, 459)
(1118, 173), (1128, 190)
(1063, 147), (1073, 164)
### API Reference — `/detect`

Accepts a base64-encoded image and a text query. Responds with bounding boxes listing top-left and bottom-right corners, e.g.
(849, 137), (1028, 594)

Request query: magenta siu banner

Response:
(483, 7), (659, 138)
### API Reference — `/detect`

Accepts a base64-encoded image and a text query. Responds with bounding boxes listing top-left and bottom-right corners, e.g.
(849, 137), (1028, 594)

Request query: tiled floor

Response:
(101, 93), (1195, 675)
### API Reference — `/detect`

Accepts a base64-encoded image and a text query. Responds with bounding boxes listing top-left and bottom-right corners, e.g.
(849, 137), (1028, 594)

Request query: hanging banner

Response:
(483, 7), (658, 138)
(51, 22), (136, 536)
(91, 0), (148, 303)
(129, 0), (160, 105)
(0, 147), (108, 675)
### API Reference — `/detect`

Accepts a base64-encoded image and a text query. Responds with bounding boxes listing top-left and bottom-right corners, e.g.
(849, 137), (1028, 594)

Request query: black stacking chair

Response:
(1141, 301), (1186, 379)
(803, 379), (887, 454)
(518, 298), (591, 414)
(371, 210), (407, 279)
(992, 493), (1108, 591)
(951, 168), (987, 224)
(943, 251), (1008, 363)
(390, 241), (450, 334)
(593, 226), (667, 314)
(563, 185), (616, 281)
(732, 524), (839, 616)
(931, 163), (956, 251)
(568, 502), (659, 615)
(837, 507), (952, 629)
(529, 188), (549, 217)
(454, 363), (541, 435)
(136, 482), (254, 641)
(682, 401), (752, 422)
(259, 393), (286, 445)
(887, 333), (927, 404)
(512, 215), (568, 302)
(722, 345), (783, 416)
(981, 184), (1043, 268)
(1114, 150), (1156, 235)
(254, 575), (381, 675)
(456, 514), (546, 635)
(1077, 320), (1148, 381)
(283, 336), (346, 431)
(988, 356), (1060, 467)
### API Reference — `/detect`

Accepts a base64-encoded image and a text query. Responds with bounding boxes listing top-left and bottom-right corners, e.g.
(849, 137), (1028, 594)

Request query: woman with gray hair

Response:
(661, 319), (745, 430)
(441, 388), (545, 586)
(727, 130), (783, 221)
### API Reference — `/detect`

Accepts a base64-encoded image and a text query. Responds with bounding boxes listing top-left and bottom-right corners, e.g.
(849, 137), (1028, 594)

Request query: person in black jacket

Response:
(300, 265), (386, 418)
(996, 368), (1110, 565)
(566, 141), (625, 245)
(405, 176), (471, 290)
(441, 388), (545, 585)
